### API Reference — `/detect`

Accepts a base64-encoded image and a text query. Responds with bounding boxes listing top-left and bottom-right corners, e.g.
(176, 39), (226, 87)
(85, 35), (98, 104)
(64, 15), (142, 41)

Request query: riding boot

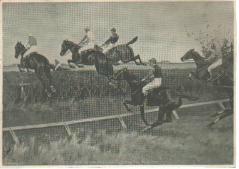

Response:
(207, 71), (213, 81)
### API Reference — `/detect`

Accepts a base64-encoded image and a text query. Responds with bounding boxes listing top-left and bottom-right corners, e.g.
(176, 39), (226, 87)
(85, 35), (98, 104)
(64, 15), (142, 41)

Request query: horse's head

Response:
(60, 40), (80, 56)
(60, 40), (70, 56)
(181, 49), (195, 62)
(14, 41), (26, 59)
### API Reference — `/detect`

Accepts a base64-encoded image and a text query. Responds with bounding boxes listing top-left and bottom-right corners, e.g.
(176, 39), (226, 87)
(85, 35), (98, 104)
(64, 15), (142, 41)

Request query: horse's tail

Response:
(126, 36), (138, 46)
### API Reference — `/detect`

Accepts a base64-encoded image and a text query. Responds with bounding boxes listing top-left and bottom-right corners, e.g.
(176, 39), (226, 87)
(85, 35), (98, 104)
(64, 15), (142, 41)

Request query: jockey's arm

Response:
(25, 40), (31, 49)
(79, 35), (88, 45)
(141, 73), (154, 82)
(102, 37), (112, 47)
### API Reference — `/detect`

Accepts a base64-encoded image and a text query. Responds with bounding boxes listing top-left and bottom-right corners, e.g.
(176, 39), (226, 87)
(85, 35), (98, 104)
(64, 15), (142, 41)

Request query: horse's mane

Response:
(192, 50), (205, 60)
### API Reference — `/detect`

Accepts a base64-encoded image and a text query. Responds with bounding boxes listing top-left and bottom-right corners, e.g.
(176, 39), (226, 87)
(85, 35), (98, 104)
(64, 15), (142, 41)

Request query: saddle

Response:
(80, 48), (96, 55)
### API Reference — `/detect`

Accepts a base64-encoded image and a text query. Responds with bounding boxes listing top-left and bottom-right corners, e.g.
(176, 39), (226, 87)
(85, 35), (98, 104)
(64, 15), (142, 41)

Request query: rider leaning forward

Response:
(206, 41), (223, 80)
(206, 39), (232, 80)
(142, 64), (163, 97)
(24, 34), (37, 57)
(78, 27), (96, 53)
(102, 28), (119, 53)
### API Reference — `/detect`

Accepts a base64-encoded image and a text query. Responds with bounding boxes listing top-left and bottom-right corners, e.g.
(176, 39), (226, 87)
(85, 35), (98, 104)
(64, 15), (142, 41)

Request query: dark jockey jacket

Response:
(103, 33), (119, 46)
(153, 65), (162, 78)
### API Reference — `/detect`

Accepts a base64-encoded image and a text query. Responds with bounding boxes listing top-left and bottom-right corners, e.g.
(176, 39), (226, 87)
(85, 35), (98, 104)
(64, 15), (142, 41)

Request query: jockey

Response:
(24, 34), (37, 57)
(206, 41), (223, 80)
(78, 27), (95, 53)
(142, 64), (163, 96)
(102, 28), (119, 53)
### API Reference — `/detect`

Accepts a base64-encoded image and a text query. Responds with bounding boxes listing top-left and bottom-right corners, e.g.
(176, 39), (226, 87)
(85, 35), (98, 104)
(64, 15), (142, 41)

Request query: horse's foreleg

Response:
(135, 55), (145, 65)
(36, 67), (51, 97)
(132, 55), (145, 65)
(18, 64), (25, 72)
(45, 66), (56, 93)
(123, 100), (133, 112)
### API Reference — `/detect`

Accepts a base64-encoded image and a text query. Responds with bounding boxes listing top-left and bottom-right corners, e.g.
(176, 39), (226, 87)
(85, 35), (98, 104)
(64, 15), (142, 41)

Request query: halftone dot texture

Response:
(2, 2), (234, 165)
(3, 2), (233, 65)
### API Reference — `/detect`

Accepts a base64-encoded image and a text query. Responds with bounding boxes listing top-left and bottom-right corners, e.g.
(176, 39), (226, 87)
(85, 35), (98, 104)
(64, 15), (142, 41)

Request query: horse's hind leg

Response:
(133, 55), (146, 65)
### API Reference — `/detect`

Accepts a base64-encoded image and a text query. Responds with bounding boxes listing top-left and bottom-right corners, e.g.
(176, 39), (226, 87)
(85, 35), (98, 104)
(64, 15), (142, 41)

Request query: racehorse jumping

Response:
(15, 41), (56, 97)
(113, 67), (192, 130)
(181, 48), (233, 126)
(181, 48), (233, 83)
(60, 40), (114, 81)
(60, 40), (96, 66)
(60, 37), (144, 66)
(99, 36), (145, 65)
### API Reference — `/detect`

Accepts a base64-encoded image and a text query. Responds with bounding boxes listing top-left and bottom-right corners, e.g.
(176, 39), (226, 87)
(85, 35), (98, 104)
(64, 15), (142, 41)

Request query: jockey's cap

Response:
(85, 27), (90, 32)
(111, 28), (116, 32)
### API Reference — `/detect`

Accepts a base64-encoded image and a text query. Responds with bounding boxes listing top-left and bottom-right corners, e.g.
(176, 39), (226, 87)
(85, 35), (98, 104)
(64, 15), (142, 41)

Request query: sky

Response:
(3, 2), (234, 65)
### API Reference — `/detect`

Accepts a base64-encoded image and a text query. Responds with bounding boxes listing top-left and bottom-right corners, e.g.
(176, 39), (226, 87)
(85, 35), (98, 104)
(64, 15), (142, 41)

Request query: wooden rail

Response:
(3, 98), (229, 144)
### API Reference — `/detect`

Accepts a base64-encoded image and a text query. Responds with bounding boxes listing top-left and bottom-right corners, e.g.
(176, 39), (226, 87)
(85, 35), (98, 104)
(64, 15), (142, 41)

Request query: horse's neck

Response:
(192, 52), (206, 66)
(21, 49), (28, 58)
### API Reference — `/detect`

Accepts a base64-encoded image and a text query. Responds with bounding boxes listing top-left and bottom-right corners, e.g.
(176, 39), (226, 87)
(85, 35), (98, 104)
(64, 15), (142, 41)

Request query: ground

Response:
(2, 64), (233, 165)
(3, 97), (233, 165)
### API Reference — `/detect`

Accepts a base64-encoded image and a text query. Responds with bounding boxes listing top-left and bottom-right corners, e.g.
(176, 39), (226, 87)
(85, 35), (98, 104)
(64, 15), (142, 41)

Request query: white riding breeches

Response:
(142, 78), (162, 95)
(79, 42), (95, 53)
(103, 43), (117, 53)
(23, 46), (38, 57)
(208, 58), (222, 72)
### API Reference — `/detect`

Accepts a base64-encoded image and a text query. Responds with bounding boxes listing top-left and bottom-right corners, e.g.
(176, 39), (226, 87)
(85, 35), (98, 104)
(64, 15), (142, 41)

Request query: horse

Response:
(100, 36), (145, 65)
(14, 42), (56, 97)
(60, 37), (144, 66)
(113, 67), (189, 129)
(181, 49), (233, 83)
(60, 40), (97, 66)
(60, 39), (114, 81)
(181, 48), (234, 126)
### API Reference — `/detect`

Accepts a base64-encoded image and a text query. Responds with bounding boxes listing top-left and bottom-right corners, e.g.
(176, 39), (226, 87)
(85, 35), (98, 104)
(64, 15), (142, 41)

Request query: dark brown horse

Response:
(60, 40), (114, 81)
(15, 42), (56, 97)
(60, 37), (145, 66)
(60, 40), (95, 65)
(181, 48), (234, 126)
(181, 49), (233, 84)
(102, 36), (145, 65)
(113, 68), (189, 129)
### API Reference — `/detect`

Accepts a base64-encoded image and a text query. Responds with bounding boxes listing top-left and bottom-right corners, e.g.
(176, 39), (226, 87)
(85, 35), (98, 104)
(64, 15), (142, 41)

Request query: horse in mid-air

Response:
(99, 36), (145, 65)
(181, 48), (233, 84)
(60, 37), (144, 66)
(60, 40), (114, 81)
(14, 41), (56, 97)
(113, 67), (191, 130)
(181, 48), (233, 126)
